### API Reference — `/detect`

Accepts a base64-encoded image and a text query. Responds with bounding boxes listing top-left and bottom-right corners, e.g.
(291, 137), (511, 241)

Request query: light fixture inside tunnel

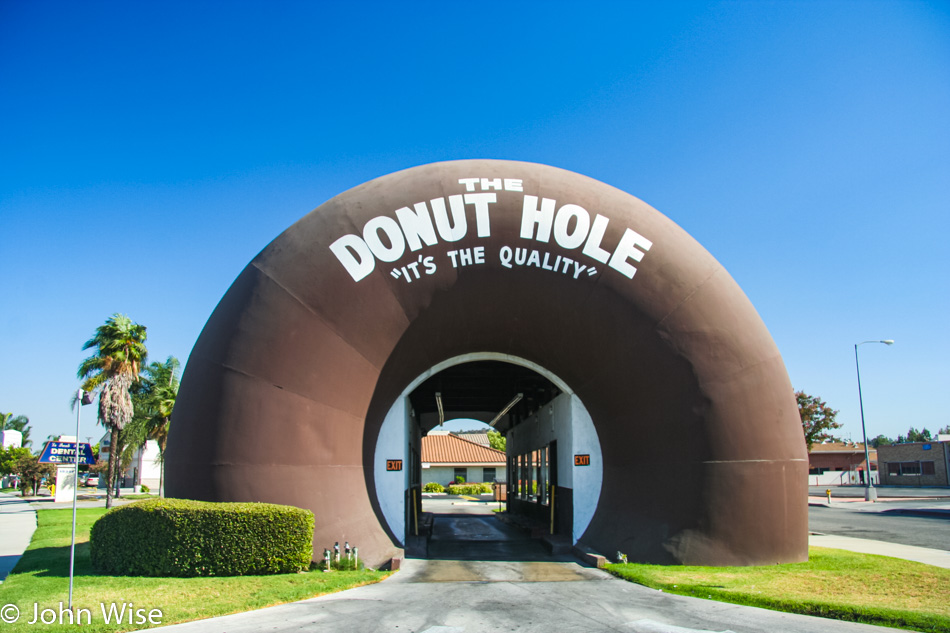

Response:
(435, 392), (444, 426)
(489, 393), (523, 427)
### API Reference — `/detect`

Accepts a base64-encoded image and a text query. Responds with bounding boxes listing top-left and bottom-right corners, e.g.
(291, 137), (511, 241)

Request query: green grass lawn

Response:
(0, 508), (390, 632)
(607, 547), (950, 632)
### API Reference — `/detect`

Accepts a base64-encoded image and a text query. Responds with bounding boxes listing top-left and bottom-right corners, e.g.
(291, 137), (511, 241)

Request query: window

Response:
(516, 452), (536, 501)
(510, 445), (555, 505)
(483, 467), (496, 482)
(454, 467), (467, 483)
(534, 447), (548, 504)
(888, 461), (932, 476)
(521, 454), (531, 500)
(539, 446), (550, 506)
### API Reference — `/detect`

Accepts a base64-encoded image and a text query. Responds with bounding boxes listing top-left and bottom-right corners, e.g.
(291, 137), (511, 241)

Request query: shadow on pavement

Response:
(420, 513), (576, 563)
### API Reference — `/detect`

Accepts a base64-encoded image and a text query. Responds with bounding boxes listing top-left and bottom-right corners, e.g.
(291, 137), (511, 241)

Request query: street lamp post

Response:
(854, 339), (894, 502)
(69, 389), (95, 611)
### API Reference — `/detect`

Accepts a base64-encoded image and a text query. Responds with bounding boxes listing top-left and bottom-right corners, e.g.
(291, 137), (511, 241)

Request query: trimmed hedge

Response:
(447, 482), (492, 495)
(90, 498), (314, 577)
(422, 482), (444, 492)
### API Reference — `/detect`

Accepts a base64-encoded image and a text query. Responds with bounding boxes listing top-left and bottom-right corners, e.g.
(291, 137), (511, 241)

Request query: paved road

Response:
(423, 494), (499, 515)
(161, 510), (896, 633)
(159, 557), (895, 633)
(808, 504), (950, 550)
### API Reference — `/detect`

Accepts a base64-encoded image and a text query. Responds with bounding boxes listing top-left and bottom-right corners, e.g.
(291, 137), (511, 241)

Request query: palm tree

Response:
(139, 356), (179, 496)
(77, 314), (148, 508)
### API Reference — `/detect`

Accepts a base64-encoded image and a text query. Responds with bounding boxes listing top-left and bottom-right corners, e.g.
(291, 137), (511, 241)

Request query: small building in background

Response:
(98, 433), (162, 491)
(1, 429), (23, 450)
(808, 442), (877, 486)
(878, 439), (950, 487)
(421, 431), (505, 487)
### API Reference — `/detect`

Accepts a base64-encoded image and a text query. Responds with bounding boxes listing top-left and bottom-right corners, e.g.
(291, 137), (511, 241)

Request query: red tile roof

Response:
(422, 433), (505, 464)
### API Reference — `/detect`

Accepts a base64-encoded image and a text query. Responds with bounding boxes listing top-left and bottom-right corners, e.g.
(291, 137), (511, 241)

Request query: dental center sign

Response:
(38, 441), (96, 465)
(330, 177), (653, 284)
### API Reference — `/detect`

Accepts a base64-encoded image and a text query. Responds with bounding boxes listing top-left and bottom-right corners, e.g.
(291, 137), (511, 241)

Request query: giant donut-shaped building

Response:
(165, 159), (808, 567)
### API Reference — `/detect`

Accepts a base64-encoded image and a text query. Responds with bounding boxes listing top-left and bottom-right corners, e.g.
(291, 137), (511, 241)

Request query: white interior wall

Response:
(569, 394), (601, 542)
(507, 392), (573, 487)
(374, 395), (409, 546)
(506, 392), (602, 544)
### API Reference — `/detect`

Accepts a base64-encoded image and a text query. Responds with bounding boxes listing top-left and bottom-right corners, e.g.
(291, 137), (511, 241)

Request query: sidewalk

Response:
(0, 491), (36, 582)
(809, 533), (950, 568)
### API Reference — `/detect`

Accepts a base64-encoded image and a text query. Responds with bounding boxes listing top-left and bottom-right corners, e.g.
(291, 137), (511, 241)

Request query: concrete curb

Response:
(572, 543), (608, 568)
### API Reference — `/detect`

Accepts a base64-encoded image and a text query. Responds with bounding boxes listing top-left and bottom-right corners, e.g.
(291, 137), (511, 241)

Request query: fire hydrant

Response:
(825, 488), (832, 505)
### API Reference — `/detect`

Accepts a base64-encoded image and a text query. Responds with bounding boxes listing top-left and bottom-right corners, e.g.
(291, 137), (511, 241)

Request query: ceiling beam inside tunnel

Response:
(408, 361), (560, 434)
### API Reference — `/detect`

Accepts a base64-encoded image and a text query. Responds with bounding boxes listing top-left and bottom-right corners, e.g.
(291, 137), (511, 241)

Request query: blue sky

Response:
(1, 1), (948, 447)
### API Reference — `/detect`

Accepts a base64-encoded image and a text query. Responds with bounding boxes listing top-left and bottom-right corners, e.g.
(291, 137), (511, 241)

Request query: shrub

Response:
(447, 482), (492, 495)
(139, 484), (149, 493)
(90, 498), (313, 577)
(422, 482), (444, 493)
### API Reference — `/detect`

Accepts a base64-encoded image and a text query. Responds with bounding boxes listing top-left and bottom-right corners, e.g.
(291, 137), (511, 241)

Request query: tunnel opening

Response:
(373, 356), (603, 561)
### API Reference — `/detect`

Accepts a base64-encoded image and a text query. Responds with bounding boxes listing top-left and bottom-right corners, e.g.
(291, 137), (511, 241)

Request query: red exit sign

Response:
(386, 459), (403, 471)
(574, 454), (591, 466)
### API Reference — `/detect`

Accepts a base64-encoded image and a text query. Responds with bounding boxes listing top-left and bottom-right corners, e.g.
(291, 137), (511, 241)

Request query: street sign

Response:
(38, 441), (97, 465)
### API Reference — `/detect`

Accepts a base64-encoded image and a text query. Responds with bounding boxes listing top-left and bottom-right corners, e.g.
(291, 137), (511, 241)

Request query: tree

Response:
(796, 390), (843, 450)
(126, 356), (179, 495)
(1, 412), (33, 447)
(901, 427), (932, 443)
(139, 356), (179, 495)
(939, 425), (950, 436)
(869, 434), (893, 448)
(87, 458), (109, 478)
(487, 430), (506, 452)
(1, 445), (38, 496)
(1, 445), (31, 479)
(13, 452), (53, 496)
(77, 314), (148, 508)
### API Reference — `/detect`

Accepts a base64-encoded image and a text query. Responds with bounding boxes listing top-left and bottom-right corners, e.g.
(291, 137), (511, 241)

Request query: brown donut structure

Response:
(165, 159), (808, 567)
